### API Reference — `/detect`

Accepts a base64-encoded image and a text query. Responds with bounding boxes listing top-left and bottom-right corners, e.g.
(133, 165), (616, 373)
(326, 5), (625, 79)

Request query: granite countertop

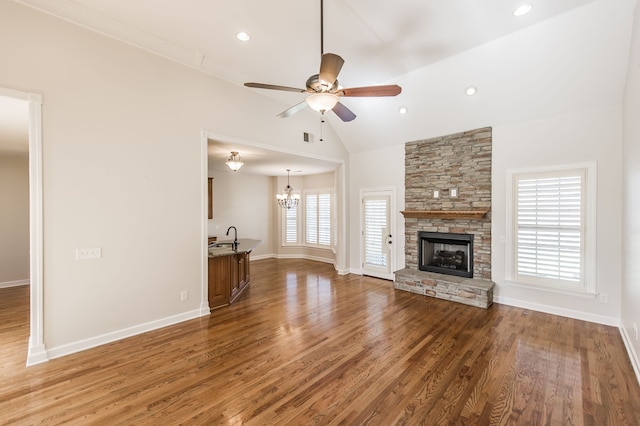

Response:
(208, 238), (261, 258)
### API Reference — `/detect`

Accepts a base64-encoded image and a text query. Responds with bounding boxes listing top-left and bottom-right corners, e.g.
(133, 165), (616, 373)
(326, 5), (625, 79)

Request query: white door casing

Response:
(361, 188), (395, 280)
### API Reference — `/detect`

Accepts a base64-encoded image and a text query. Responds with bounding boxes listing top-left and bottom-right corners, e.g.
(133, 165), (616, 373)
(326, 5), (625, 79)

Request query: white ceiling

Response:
(7, 0), (637, 173)
(208, 138), (341, 176)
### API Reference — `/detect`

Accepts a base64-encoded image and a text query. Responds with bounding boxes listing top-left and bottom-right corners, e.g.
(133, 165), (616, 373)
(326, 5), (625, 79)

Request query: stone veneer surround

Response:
(394, 127), (495, 308)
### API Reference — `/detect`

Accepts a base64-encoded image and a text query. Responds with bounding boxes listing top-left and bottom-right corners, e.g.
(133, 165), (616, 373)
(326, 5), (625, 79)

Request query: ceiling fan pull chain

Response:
(320, 112), (325, 142)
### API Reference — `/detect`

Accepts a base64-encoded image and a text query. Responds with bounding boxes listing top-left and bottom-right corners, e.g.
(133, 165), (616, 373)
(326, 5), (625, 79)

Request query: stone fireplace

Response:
(394, 127), (495, 309)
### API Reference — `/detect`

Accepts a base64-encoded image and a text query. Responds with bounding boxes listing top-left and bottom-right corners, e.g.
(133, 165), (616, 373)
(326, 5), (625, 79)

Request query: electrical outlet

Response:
(433, 190), (440, 199)
(633, 322), (638, 340)
(76, 248), (101, 260)
(599, 293), (608, 304)
(450, 188), (458, 198)
(180, 291), (188, 302)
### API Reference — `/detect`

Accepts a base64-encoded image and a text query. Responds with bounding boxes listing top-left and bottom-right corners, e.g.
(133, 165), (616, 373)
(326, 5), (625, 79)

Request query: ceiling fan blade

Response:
(340, 84), (402, 97)
(332, 102), (356, 122)
(244, 82), (306, 93)
(277, 101), (308, 118)
(318, 53), (344, 87)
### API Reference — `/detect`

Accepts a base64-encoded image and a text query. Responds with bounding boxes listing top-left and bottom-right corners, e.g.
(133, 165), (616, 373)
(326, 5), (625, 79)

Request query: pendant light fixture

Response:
(276, 169), (300, 209)
(225, 151), (244, 172)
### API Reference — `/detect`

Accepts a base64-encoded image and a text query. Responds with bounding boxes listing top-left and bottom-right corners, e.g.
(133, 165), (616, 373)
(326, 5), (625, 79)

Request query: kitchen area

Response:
(205, 139), (345, 311)
(207, 226), (261, 310)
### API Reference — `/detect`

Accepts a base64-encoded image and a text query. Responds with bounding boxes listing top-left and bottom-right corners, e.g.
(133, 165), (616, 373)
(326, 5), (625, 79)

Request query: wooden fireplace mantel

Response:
(400, 210), (488, 220)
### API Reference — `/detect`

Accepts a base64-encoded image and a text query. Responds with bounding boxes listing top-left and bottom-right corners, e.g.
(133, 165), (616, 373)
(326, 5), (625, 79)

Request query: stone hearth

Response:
(395, 127), (495, 309)
(395, 268), (493, 309)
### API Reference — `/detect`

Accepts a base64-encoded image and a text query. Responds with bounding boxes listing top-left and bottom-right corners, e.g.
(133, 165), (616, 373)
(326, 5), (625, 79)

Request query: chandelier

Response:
(226, 151), (244, 172)
(276, 169), (300, 209)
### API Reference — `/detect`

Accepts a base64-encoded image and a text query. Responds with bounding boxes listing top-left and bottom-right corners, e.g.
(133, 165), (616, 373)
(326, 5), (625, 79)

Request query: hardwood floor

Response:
(1, 259), (639, 425)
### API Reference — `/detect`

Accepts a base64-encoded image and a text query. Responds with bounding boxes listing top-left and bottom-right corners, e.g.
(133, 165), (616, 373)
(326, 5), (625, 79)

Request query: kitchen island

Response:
(208, 238), (261, 310)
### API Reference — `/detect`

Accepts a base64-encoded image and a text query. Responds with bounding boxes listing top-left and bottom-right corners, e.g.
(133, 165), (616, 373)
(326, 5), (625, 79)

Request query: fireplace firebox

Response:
(418, 232), (474, 278)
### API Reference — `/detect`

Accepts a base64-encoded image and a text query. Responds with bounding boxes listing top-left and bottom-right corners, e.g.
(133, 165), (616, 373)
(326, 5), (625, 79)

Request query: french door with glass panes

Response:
(361, 189), (395, 280)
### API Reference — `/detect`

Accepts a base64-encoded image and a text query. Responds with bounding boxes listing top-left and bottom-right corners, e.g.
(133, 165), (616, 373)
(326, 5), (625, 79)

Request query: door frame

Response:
(199, 130), (348, 308)
(360, 187), (396, 280)
(0, 87), (46, 365)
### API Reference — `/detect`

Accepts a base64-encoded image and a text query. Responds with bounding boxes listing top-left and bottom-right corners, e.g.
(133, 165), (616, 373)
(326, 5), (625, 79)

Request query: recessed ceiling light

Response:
(236, 32), (251, 42)
(513, 4), (533, 16)
(465, 86), (477, 96)
(399, 106), (408, 114)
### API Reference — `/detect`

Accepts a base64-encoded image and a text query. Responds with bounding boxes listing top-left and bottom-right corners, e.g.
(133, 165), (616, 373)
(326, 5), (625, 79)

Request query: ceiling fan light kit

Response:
(243, 0), (401, 123)
(305, 92), (339, 112)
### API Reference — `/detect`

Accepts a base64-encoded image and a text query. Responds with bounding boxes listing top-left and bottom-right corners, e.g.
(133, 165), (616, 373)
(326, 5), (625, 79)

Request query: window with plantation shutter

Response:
(283, 206), (299, 245)
(508, 164), (595, 293)
(305, 190), (332, 247)
(318, 193), (331, 246)
(364, 198), (388, 267)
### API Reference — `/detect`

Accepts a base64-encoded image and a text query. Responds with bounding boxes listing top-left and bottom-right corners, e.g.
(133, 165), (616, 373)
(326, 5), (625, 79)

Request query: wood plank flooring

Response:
(1, 259), (639, 425)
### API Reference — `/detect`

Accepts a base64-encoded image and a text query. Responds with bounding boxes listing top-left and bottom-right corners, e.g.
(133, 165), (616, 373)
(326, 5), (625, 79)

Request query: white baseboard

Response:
(45, 309), (207, 361)
(336, 267), (350, 275)
(249, 253), (275, 261)
(0, 279), (29, 289)
(274, 253), (335, 264)
(620, 325), (640, 387)
(26, 342), (48, 366)
(493, 295), (620, 327)
(253, 253), (348, 275)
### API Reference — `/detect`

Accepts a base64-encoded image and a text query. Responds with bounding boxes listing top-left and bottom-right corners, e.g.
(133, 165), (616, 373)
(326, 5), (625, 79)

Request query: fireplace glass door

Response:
(418, 232), (474, 278)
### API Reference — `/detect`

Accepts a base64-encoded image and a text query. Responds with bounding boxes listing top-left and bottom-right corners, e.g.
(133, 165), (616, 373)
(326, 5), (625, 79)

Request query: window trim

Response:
(505, 162), (597, 295)
(281, 197), (302, 247)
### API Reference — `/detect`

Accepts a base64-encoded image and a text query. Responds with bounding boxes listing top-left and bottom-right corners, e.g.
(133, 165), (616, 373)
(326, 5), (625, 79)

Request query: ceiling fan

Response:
(244, 0), (402, 122)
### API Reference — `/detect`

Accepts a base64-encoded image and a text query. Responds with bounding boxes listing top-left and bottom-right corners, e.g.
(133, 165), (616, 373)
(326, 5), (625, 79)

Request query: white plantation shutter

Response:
(318, 193), (331, 246)
(306, 193), (318, 245)
(305, 190), (332, 247)
(514, 170), (584, 287)
(364, 198), (388, 267)
(284, 207), (298, 245)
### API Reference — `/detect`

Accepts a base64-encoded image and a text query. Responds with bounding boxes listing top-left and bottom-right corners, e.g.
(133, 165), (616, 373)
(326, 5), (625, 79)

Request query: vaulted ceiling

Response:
(6, 0), (637, 163)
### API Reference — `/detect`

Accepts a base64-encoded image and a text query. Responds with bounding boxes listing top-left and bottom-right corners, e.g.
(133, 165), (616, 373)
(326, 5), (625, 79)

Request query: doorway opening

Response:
(0, 87), (45, 366)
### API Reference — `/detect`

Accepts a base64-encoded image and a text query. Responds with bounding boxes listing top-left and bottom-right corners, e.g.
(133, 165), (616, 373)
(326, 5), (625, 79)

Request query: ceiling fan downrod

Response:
(320, 0), (324, 55)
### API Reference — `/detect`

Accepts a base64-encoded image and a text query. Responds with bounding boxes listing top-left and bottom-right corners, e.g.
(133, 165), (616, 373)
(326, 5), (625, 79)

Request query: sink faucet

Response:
(226, 226), (238, 250)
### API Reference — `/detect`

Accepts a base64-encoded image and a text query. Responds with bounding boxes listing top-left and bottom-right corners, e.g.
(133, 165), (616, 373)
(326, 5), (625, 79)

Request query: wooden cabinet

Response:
(208, 255), (231, 310)
(208, 251), (251, 310)
(230, 252), (251, 303)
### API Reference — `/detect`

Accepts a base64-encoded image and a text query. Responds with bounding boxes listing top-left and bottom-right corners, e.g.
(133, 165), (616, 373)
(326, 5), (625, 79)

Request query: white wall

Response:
(622, 1), (640, 378)
(206, 169), (273, 259)
(347, 107), (624, 328)
(0, 153), (30, 285)
(0, 2), (349, 355)
(492, 107), (623, 325)
(348, 145), (406, 274)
